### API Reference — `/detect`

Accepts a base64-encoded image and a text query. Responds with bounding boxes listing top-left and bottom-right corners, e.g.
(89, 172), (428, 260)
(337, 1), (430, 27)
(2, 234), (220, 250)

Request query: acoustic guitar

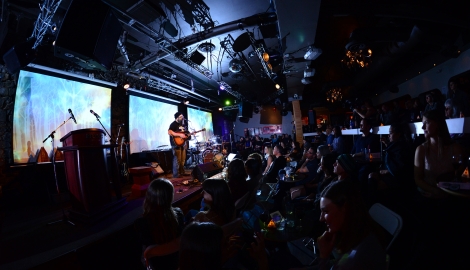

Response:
(172, 128), (206, 146)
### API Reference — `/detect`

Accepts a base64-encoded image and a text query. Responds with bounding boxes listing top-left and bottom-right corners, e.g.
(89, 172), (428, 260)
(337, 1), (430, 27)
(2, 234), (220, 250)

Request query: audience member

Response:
(317, 180), (386, 269)
(350, 119), (381, 158)
(353, 99), (378, 126)
(423, 92), (444, 116)
(444, 98), (459, 119)
(325, 127), (334, 146)
(331, 125), (345, 155)
(194, 179), (235, 226)
(262, 146), (275, 175)
(334, 154), (357, 182)
(262, 145), (287, 184)
(368, 123), (414, 203)
(227, 158), (249, 203)
(414, 109), (464, 199)
(446, 79), (470, 116)
(178, 222), (224, 270)
(134, 178), (185, 269)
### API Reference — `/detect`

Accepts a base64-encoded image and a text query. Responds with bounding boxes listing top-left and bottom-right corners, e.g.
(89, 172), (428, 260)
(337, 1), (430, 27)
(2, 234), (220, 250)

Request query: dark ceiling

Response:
(1, 0), (470, 113)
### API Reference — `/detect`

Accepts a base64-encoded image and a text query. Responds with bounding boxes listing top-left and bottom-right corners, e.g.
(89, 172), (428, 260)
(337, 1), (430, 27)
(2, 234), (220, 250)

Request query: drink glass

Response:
(276, 219), (286, 231)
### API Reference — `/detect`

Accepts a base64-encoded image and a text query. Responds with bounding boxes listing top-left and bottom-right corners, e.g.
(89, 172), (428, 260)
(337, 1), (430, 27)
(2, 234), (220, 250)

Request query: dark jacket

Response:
(263, 156), (287, 183)
(384, 139), (414, 190)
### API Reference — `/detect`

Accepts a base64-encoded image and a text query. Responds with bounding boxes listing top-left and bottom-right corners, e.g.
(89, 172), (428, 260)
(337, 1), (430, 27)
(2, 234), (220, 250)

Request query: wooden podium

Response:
(59, 128), (125, 222)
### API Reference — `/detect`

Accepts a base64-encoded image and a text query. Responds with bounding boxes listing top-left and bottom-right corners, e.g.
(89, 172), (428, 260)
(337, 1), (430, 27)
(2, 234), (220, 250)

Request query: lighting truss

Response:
(147, 79), (189, 99)
(30, 0), (63, 49)
(222, 105), (239, 111)
(217, 81), (243, 101)
(260, 87), (284, 104)
(191, 0), (214, 30)
(248, 34), (275, 80)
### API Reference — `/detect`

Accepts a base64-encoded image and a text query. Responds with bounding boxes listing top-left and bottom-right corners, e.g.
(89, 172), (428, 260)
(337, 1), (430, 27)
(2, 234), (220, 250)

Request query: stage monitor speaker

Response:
(239, 116), (250, 123)
(239, 101), (253, 118)
(191, 161), (223, 182)
(308, 110), (316, 125)
(2, 38), (36, 74)
(54, 0), (122, 71)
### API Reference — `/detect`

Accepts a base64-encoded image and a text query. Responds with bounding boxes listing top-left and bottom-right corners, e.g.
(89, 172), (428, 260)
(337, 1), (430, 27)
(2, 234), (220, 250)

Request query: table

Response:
(437, 182), (470, 198)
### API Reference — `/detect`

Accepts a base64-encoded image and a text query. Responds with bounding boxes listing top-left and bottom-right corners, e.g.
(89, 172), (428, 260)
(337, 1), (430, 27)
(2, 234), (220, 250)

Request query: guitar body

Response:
(172, 128), (206, 147)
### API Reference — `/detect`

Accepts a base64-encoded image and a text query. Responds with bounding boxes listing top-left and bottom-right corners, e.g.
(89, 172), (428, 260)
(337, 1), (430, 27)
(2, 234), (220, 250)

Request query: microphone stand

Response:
(45, 117), (75, 226)
(92, 115), (122, 199)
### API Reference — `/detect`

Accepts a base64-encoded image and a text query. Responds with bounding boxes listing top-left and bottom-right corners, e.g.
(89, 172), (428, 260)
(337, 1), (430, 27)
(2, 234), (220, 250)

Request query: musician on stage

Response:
(168, 112), (188, 178)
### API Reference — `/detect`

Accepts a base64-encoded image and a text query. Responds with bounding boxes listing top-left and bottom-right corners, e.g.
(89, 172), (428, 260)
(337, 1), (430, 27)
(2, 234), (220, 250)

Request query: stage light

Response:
(225, 100), (231, 106)
(263, 52), (269, 62)
(184, 100), (190, 104)
(304, 46), (322, 60)
(220, 84), (226, 90)
(123, 83), (130, 89)
(275, 83), (280, 89)
(229, 59), (243, 73)
(219, 107), (222, 111)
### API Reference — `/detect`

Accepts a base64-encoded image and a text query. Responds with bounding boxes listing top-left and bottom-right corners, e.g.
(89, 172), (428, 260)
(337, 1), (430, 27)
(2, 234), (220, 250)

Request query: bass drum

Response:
(203, 148), (214, 163)
(213, 153), (224, 166)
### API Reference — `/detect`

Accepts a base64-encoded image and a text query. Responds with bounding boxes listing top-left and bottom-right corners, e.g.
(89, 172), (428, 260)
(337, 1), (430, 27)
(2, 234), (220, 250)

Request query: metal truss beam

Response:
(30, 0), (63, 49)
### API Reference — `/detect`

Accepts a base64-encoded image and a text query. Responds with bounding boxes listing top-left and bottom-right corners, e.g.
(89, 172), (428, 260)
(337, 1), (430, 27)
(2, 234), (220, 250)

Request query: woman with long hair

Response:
(135, 178), (184, 246)
(194, 179), (235, 226)
(134, 178), (184, 269)
(414, 109), (463, 198)
(317, 180), (386, 269)
(262, 146), (275, 175)
(227, 158), (248, 203)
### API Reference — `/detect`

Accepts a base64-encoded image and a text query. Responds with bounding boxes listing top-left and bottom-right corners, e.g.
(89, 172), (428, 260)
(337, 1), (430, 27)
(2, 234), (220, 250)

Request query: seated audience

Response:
(351, 118), (381, 158)
(134, 178), (185, 269)
(262, 146), (275, 175)
(331, 125), (345, 155)
(262, 145), (287, 184)
(194, 179), (235, 226)
(368, 123), (414, 203)
(227, 158), (248, 203)
(178, 222), (224, 270)
(286, 140), (302, 162)
(414, 109), (464, 199)
(317, 180), (387, 269)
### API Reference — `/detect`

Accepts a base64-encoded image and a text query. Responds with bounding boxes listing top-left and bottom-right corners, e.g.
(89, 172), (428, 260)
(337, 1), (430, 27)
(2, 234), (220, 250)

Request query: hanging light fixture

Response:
(341, 48), (372, 69)
(326, 88), (343, 103)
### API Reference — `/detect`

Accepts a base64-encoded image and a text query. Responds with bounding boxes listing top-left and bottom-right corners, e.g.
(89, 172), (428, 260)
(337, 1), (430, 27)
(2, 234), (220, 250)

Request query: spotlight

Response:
(123, 83), (130, 89)
(229, 59), (243, 73)
(184, 100), (189, 105)
(171, 73), (177, 79)
(219, 107), (222, 111)
(275, 83), (280, 90)
(248, 51), (256, 58)
(304, 46), (322, 60)
(220, 84), (226, 90)
(225, 100), (231, 106)
(304, 66), (315, 77)
(263, 52), (270, 62)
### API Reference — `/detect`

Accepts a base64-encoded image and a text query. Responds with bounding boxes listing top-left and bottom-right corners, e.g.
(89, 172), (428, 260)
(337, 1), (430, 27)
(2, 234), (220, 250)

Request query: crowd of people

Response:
(141, 88), (470, 269)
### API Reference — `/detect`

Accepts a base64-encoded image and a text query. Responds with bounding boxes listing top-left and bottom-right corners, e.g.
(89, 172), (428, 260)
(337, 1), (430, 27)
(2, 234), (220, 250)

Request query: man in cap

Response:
(168, 112), (188, 178)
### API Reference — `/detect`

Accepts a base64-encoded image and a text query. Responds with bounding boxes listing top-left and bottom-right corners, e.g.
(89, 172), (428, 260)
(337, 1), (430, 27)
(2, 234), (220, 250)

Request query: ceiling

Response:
(2, 0), (470, 113)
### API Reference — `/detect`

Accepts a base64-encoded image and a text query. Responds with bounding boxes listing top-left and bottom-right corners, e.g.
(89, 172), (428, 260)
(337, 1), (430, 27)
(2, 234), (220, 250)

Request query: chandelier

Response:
(326, 88), (342, 103)
(341, 48), (372, 69)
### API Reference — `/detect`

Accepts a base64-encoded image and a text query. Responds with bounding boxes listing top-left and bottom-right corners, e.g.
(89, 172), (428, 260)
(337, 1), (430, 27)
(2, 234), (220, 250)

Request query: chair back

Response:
(144, 237), (180, 268)
(221, 218), (243, 240)
(369, 203), (403, 251)
(235, 192), (251, 211)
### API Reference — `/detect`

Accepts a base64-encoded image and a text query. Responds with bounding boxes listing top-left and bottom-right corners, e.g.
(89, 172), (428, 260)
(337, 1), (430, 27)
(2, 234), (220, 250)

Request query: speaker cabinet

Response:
(308, 110), (316, 125)
(2, 39), (36, 74)
(191, 161), (223, 182)
(54, 0), (122, 71)
(239, 101), (253, 118)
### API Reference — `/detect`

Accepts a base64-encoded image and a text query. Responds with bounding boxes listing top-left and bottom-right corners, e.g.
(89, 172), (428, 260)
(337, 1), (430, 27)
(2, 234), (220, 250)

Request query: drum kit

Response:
(189, 135), (227, 166)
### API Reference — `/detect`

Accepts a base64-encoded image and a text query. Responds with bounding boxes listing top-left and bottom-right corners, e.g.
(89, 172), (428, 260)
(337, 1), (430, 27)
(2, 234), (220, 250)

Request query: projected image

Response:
(187, 107), (214, 148)
(13, 70), (112, 164)
(128, 95), (177, 154)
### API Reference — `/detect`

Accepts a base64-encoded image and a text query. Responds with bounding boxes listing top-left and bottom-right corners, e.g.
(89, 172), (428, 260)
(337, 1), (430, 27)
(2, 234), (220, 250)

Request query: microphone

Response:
(90, 110), (101, 119)
(68, 108), (77, 124)
(117, 123), (125, 127)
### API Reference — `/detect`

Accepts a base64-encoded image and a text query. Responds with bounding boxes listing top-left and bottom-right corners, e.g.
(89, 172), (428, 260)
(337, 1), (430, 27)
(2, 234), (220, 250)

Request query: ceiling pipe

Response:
(126, 71), (219, 104)
(173, 12), (277, 49)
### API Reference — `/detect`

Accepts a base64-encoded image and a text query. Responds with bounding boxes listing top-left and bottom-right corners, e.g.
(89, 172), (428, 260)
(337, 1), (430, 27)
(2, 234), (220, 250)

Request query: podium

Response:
(59, 128), (125, 222)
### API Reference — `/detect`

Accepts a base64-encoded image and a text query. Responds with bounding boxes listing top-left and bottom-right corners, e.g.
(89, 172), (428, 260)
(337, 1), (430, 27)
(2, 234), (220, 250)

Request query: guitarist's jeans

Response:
(172, 146), (187, 177)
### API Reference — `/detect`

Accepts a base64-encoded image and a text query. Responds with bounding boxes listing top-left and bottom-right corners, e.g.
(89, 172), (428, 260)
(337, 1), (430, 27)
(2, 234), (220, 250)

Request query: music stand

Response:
(44, 117), (75, 226)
